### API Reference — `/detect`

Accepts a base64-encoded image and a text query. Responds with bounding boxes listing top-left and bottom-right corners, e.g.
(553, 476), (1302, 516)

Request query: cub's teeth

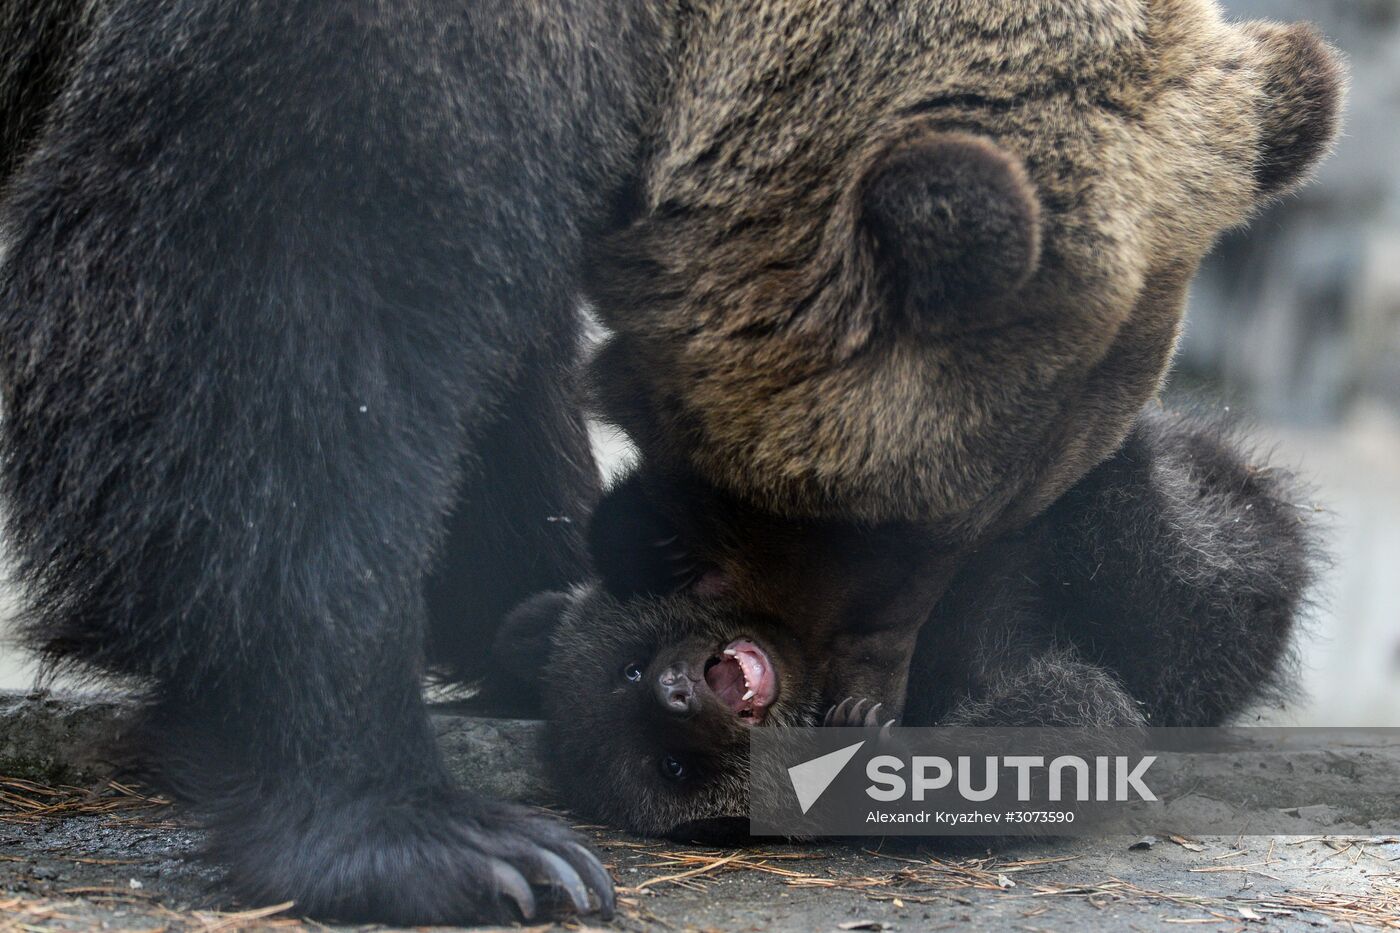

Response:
(743, 690), (755, 701)
(724, 650), (737, 657)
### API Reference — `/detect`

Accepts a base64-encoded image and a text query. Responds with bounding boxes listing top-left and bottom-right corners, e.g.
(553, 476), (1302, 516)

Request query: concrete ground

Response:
(2, 693), (1399, 932)
(2, 782), (1399, 932)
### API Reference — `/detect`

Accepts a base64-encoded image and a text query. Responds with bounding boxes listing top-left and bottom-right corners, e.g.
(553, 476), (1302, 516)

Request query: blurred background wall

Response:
(2, 0), (1397, 724)
(1169, 0), (1400, 724)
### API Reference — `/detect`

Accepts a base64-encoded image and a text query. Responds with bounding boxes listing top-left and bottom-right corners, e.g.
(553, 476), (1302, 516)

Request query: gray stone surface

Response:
(3, 691), (1400, 930)
(2, 803), (1397, 931)
(0, 690), (550, 802)
(433, 706), (549, 803)
(7, 692), (1400, 824)
(0, 692), (131, 787)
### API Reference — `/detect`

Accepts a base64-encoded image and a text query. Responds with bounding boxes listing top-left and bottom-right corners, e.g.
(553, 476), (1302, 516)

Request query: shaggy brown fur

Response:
(578, 2), (1343, 719)
(591, 0), (1343, 540)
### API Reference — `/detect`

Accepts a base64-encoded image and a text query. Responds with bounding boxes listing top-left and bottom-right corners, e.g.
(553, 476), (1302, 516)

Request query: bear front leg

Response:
(0, 10), (613, 917)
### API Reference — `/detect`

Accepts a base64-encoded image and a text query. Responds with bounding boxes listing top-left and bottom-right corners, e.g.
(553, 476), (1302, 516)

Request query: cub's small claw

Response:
(863, 702), (884, 728)
(823, 697), (904, 732)
(825, 697), (894, 728)
(648, 532), (702, 593)
(827, 697), (857, 726)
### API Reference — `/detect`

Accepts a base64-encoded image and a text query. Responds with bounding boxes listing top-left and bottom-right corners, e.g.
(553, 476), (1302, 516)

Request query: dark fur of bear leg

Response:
(0, 3), (617, 920)
(905, 549), (1146, 728)
(909, 643), (1146, 851)
(127, 634), (612, 923)
(425, 339), (599, 686)
(907, 410), (1320, 732)
(0, 0), (95, 184)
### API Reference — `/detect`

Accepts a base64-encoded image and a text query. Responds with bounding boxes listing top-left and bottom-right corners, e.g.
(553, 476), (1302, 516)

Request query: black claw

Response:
(491, 860), (537, 921)
(536, 849), (590, 915)
(653, 535), (680, 547)
(565, 842), (616, 919)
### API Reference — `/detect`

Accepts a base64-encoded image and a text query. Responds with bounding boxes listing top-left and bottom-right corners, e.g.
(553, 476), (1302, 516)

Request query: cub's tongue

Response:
(704, 639), (778, 722)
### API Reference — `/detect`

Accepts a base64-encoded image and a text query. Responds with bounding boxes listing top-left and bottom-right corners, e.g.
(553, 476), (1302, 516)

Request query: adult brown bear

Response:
(586, 0), (1344, 721)
(0, 0), (1340, 925)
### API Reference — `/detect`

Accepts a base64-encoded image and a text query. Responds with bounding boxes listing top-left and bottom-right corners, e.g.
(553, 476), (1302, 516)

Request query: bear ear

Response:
(470, 590), (575, 718)
(1244, 22), (1345, 200)
(860, 130), (1042, 325)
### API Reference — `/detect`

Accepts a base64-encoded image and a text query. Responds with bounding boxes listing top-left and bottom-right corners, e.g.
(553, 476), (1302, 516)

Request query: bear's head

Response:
(587, 0), (1343, 537)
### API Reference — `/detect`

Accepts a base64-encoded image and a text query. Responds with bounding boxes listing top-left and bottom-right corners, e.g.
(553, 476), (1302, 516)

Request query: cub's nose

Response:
(656, 664), (699, 717)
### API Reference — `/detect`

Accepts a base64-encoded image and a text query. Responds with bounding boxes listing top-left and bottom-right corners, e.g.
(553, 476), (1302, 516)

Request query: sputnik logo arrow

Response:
(788, 741), (865, 814)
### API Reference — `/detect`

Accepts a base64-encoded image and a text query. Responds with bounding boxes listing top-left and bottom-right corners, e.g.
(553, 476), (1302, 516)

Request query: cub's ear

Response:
(472, 591), (575, 718)
(860, 130), (1041, 327)
(496, 591), (573, 668)
(1243, 22), (1345, 199)
(588, 472), (690, 599)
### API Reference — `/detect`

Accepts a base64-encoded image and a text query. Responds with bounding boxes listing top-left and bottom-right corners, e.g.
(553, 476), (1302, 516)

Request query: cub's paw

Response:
(824, 698), (906, 762)
(653, 532), (705, 590)
(823, 697), (899, 732)
(211, 788), (614, 926)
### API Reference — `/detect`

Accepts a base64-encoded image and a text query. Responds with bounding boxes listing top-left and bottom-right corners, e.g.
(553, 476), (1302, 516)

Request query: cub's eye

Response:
(623, 663), (643, 683)
(660, 755), (690, 782)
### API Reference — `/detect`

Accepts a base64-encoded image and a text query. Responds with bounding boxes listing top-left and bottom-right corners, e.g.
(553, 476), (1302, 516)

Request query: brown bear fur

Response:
(589, 0), (1344, 541)
(579, 0), (1344, 746)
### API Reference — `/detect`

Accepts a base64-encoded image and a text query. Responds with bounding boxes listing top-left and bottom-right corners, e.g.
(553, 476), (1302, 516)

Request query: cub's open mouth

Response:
(704, 639), (778, 724)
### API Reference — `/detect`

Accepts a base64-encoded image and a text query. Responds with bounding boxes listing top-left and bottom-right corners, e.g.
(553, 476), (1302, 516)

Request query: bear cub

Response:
(495, 409), (1318, 837)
